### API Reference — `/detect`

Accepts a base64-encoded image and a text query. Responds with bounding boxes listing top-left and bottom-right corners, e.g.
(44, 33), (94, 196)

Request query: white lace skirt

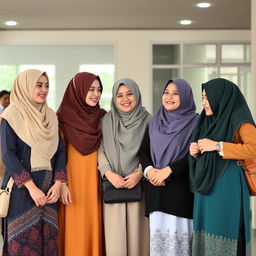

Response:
(149, 211), (193, 256)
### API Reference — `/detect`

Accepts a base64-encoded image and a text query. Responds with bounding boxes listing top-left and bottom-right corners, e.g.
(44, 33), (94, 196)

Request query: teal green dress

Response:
(189, 78), (255, 256)
(192, 160), (251, 256)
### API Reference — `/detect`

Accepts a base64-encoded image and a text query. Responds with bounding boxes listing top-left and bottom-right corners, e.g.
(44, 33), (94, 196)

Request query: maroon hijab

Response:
(57, 72), (106, 155)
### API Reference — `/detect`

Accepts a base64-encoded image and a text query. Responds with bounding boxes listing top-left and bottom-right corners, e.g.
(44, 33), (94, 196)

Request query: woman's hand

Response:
(147, 168), (157, 180)
(147, 168), (163, 186)
(105, 170), (126, 188)
(24, 180), (47, 207)
(190, 142), (200, 158)
(198, 139), (218, 154)
(46, 180), (62, 204)
(150, 167), (172, 186)
(123, 171), (143, 189)
(147, 168), (165, 186)
(60, 183), (72, 205)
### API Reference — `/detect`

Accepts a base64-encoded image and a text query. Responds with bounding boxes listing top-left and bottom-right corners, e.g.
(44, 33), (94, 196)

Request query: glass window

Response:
(183, 67), (218, 112)
(80, 64), (115, 111)
(152, 42), (251, 114)
(19, 65), (56, 109)
(0, 65), (56, 110)
(239, 67), (251, 99)
(219, 67), (238, 84)
(153, 45), (180, 65)
(245, 45), (251, 63)
(152, 68), (180, 113)
(0, 65), (17, 91)
(183, 44), (216, 64)
(221, 44), (250, 63)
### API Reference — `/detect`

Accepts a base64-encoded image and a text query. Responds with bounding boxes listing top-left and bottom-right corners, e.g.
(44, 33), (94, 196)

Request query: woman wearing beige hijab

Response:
(0, 69), (67, 256)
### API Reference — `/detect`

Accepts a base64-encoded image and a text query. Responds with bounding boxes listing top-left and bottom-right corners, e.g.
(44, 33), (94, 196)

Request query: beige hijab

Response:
(1, 69), (59, 171)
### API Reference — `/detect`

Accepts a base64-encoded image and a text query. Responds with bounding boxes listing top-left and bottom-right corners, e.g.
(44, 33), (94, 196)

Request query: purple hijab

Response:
(149, 78), (198, 168)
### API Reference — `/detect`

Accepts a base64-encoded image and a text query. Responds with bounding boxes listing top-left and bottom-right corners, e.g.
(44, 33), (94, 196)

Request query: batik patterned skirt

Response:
(2, 170), (58, 256)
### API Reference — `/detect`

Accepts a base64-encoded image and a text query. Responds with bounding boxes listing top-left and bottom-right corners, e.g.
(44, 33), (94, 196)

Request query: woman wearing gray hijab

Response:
(98, 78), (151, 256)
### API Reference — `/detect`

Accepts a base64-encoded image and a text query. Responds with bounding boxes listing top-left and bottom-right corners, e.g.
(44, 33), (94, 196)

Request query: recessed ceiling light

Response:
(196, 2), (212, 8)
(179, 20), (192, 25)
(4, 21), (18, 26)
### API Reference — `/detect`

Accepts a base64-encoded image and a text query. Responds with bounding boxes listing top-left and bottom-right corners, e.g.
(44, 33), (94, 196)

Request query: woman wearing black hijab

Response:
(189, 78), (256, 256)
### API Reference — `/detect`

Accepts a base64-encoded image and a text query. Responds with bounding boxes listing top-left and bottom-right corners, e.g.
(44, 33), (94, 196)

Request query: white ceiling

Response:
(0, 0), (251, 30)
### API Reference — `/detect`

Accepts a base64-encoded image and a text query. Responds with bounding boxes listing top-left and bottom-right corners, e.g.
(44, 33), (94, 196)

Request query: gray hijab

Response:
(101, 78), (151, 175)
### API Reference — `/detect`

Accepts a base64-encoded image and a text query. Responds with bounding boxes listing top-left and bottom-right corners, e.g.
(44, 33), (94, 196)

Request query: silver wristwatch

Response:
(215, 142), (221, 151)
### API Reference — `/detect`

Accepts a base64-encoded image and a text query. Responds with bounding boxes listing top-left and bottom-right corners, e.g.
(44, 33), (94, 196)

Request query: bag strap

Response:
(6, 177), (14, 193)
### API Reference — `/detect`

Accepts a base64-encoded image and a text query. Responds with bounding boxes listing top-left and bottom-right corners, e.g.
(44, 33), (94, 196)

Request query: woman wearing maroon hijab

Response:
(57, 72), (106, 256)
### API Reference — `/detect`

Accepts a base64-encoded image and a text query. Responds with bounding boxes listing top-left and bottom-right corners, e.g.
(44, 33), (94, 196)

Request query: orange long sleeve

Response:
(222, 122), (256, 160)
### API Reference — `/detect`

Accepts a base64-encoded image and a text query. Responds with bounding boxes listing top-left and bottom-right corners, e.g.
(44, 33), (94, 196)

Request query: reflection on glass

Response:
(19, 65), (56, 110)
(183, 67), (218, 113)
(221, 44), (250, 63)
(153, 45), (180, 65)
(80, 64), (115, 111)
(219, 67), (238, 85)
(152, 68), (179, 113)
(183, 44), (216, 64)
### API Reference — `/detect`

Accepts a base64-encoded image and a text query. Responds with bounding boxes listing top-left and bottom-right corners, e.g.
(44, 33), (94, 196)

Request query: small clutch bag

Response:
(101, 178), (142, 204)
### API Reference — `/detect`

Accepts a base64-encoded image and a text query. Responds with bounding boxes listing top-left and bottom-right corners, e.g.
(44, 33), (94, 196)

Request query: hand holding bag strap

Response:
(6, 177), (14, 192)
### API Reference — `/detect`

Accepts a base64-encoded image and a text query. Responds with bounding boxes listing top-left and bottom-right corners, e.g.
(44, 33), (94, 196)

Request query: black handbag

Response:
(101, 178), (142, 204)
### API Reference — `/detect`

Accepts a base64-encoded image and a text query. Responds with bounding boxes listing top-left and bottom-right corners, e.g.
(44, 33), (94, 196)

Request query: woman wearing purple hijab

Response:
(139, 78), (198, 256)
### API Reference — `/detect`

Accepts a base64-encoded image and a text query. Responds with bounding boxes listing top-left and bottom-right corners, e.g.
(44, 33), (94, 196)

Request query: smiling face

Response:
(162, 82), (180, 111)
(85, 79), (102, 107)
(115, 84), (136, 112)
(32, 75), (49, 104)
(202, 89), (213, 116)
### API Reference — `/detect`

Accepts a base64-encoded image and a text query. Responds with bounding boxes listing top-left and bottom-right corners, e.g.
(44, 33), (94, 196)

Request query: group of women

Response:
(0, 68), (256, 256)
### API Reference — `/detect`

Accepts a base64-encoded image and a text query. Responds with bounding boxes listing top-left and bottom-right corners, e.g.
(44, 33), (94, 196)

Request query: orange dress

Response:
(59, 143), (104, 256)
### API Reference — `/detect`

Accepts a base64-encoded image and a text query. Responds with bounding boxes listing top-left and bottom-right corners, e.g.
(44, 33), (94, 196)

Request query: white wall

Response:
(0, 29), (250, 113)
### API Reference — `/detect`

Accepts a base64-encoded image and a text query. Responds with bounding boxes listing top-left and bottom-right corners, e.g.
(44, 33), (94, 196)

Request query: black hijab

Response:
(189, 78), (255, 194)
